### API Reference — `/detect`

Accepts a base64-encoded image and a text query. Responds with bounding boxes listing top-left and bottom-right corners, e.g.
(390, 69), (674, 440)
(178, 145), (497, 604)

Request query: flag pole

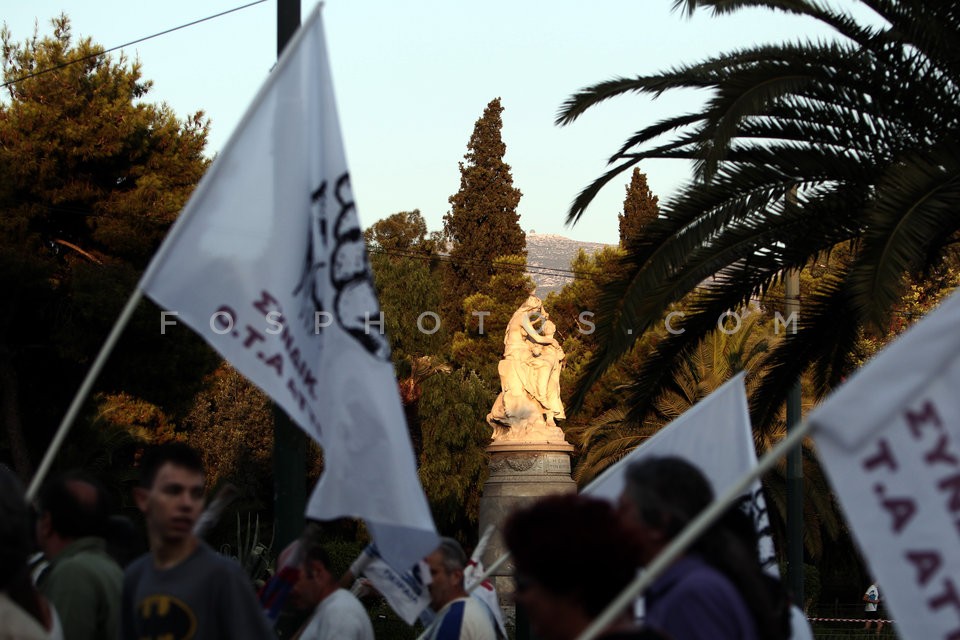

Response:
(466, 550), (511, 591)
(575, 418), (815, 640)
(26, 289), (145, 501)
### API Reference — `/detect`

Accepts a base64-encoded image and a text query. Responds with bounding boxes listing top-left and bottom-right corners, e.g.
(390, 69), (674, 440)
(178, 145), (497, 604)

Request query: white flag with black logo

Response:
(583, 374), (813, 639)
(584, 373), (777, 574)
(350, 544), (433, 626)
(139, 4), (437, 570)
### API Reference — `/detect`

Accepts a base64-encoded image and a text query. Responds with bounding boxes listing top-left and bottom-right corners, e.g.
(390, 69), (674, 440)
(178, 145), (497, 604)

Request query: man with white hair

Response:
(424, 538), (498, 640)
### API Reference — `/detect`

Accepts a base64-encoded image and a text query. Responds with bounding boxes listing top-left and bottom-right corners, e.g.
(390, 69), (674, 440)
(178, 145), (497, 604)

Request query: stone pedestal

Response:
(478, 441), (576, 627)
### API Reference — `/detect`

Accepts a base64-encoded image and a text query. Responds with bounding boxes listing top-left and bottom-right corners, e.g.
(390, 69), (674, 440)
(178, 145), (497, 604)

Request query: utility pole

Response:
(785, 185), (804, 607)
(273, 0), (306, 550)
(277, 0), (299, 55)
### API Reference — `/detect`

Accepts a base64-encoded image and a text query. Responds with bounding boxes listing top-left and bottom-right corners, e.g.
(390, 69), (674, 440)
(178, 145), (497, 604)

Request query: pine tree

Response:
(366, 211), (448, 362)
(0, 17), (214, 478)
(618, 168), (659, 247)
(443, 98), (525, 318)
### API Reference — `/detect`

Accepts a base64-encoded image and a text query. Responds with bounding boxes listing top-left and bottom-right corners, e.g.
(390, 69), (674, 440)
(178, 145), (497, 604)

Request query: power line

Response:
(2, 200), (951, 319)
(2, 188), (610, 281)
(373, 246), (585, 279)
(0, 194), (613, 282)
(367, 246), (960, 319)
(0, 193), (614, 281)
(1, 0), (268, 90)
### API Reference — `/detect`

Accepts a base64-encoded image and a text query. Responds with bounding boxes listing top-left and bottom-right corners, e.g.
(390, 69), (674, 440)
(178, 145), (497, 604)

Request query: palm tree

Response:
(556, 0), (960, 430)
(570, 310), (845, 562)
(569, 309), (770, 484)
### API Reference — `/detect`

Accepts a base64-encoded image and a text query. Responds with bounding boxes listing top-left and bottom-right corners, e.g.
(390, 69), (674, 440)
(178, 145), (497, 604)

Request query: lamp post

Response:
(272, 0), (307, 550)
(785, 186), (804, 606)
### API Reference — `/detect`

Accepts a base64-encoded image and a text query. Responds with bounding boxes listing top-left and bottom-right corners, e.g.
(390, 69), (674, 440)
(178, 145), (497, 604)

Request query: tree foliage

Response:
(568, 304), (769, 485)
(184, 365), (277, 507)
(0, 17), (214, 477)
(398, 355), (452, 463)
(443, 98), (525, 321)
(1, 16), (209, 266)
(367, 210), (448, 362)
(545, 248), (637, 421)
(450, 255), (535, 393)
(365, 210), (454, 463)
(50, 391), (181, 507)
(417, 369), (492, 544)
(365, 209), (443, 254)
(618, 168), (659, 248)
(556, 1), (960, 431)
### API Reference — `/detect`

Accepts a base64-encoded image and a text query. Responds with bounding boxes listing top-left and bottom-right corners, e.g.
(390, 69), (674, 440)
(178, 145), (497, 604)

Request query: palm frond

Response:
(851, 147), (960, 328)
(559, 0), (960, 435)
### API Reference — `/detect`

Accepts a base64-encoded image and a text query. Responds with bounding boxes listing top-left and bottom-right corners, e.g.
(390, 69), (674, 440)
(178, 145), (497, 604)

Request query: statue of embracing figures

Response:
(487, 295), (568, 443)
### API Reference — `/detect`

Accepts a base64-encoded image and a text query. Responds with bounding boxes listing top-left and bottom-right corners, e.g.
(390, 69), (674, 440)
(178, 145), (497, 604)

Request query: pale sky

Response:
(3, 1), (866, 244)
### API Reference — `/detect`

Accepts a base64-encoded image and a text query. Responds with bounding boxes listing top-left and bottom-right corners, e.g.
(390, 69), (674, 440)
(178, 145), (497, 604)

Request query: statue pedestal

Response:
(478, 441), (576, 629)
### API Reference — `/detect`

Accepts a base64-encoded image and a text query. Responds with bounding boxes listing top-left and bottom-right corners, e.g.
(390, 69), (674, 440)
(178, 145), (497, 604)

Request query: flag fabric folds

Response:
(582, 373), (813, 640)
(810, 291), (960, 640)
(584, 373), (777, 573)
(349, 544), (433, 626)
(464, 526), (507, 639)
(139, 4), (437, 570)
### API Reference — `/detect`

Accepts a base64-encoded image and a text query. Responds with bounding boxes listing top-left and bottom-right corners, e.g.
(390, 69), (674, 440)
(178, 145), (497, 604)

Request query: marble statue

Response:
(487, 295), (567, 443)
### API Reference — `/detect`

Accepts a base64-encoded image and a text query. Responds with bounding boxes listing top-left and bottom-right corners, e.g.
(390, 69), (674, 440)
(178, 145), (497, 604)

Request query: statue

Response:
(487, 295), (567, 443)
(530, 318), (565, 425)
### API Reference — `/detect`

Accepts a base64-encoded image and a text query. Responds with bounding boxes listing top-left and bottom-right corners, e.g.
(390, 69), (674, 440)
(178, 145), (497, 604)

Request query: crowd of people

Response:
(504, 457), (794, 640)
(2, 443), (818, 640)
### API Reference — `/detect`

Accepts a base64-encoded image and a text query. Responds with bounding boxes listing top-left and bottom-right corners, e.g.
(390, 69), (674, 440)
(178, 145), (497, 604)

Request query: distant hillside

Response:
(526, 232), (614, 296)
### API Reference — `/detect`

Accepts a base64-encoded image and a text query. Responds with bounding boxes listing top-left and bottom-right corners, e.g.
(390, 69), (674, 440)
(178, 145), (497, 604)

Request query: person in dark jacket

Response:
(35, 472), (123, 640)
(504, 493), (668, 640)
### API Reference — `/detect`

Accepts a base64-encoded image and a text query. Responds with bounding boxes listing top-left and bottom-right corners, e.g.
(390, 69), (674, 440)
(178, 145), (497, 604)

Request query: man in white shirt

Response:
(290, 524), (374, 640)
(863, 583), (882, 635)
(424, 538), (498, 640)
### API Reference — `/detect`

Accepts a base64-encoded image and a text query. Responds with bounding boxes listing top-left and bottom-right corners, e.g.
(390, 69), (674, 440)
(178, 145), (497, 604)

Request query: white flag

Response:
(465, 527), (507, 639)
(583, 374), (814, 640)
(139, 4), (437, 570)
(352, 545), (433, 626)
(584, 373), (777, 573)
(810, 291), (960, 640)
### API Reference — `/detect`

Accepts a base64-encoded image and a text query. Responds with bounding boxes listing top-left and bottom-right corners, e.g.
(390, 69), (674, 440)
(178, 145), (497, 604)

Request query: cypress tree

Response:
(443, 98), (525, 315)
(618, 168), (660, 247)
